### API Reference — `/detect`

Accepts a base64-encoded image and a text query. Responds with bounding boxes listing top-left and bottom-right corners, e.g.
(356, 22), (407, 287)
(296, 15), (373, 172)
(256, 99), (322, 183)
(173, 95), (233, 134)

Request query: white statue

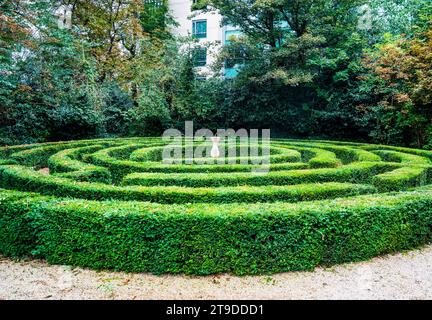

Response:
(210, 137), (221, 158)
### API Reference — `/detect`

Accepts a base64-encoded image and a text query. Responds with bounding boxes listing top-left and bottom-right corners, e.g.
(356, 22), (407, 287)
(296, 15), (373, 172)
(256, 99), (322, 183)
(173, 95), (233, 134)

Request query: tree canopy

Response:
(0, 0), (431, 148)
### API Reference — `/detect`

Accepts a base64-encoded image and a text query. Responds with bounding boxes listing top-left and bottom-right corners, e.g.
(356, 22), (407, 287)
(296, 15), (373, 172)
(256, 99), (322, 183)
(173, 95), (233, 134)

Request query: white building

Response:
(168, 0), (241, 78)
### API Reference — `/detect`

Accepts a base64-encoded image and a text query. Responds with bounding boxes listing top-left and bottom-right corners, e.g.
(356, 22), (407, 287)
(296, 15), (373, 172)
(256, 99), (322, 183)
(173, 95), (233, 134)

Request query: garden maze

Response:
(1, 138), (432, 275)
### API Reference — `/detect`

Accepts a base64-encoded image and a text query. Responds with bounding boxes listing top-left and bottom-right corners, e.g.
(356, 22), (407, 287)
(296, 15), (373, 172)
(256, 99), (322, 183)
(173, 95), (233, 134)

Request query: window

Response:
(192, 20), (207, 38)
(192, 47), (207, 67)
(223, 30), (245, 78)
(225, 45), (245, 69)
(224, 30), (242, 44)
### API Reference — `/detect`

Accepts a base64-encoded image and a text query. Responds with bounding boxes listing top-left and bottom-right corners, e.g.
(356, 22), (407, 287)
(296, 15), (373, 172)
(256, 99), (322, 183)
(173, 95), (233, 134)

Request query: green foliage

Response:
(0, 0), (173, 144)
(1, 0), (432, 151)
(200, 0), (432, 147)
(0, 137), (431, 274)
(0, 163), (382, 204)
(356, 22), (432, 148)
(372, 166), (430, 191)
(141, 0), (174, 39)
(1, 187), (432, 274)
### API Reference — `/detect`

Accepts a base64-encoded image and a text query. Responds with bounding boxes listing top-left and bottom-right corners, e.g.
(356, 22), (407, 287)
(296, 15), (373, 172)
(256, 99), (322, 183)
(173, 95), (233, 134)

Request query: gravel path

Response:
(1, 246), (432, 300)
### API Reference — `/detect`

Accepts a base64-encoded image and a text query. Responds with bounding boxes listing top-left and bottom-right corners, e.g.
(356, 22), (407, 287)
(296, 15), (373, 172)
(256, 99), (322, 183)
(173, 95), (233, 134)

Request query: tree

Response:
(206, 0), (365, 136)
(0, 0), (115, 143)
(309, 0), (432, 141)
(359, 23), (432, 147)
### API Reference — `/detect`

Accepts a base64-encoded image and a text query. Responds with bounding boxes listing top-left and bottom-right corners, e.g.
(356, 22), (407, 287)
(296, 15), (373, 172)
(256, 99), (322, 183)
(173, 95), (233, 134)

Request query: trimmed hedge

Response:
(130, 144), (299, 164)
(275, 141), (383, 164)
(0, 159), (17, 165)
(0, 165), (376, 203)
(48, 145), (112, 183)
(1, 188), (432, 275)
(0, 137), (431, 275)
(372, 150), (431, 165)
(307, 148), (342, 168)
(372, 166), (431, 191)
(89, 147), (307, 180)
(121, 162), (394, 188)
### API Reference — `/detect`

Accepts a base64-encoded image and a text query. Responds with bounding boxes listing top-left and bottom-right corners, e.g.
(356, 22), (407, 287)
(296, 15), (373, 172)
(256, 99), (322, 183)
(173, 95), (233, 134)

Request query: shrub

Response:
(0, 138), (431, 275)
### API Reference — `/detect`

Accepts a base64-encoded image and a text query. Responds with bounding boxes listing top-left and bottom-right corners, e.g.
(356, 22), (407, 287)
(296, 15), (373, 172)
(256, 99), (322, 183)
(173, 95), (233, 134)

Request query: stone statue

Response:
(210, 137), (221, 158)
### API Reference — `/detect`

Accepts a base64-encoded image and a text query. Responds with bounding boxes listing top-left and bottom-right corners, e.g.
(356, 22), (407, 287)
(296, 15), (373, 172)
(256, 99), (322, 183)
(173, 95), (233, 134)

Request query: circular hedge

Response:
(0, 138), (431, 275)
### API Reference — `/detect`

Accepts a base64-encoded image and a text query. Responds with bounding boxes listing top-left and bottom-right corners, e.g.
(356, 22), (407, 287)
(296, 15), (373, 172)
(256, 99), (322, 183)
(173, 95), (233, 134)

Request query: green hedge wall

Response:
(1, 188), (431, 275)
(1, 137), (432, 275)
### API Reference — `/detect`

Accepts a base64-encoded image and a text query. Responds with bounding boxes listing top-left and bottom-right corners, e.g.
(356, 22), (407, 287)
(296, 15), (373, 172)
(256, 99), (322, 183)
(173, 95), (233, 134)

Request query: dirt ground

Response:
(1, 245), (432, 300)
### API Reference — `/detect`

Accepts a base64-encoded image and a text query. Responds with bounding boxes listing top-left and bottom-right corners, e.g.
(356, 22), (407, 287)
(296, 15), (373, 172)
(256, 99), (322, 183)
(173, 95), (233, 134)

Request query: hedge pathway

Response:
(0, 138), (431, 275)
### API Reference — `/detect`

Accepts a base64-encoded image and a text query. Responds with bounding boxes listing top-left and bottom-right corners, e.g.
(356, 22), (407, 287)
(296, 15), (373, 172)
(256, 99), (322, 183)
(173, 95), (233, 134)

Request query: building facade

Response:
(168, 0), (241, 78)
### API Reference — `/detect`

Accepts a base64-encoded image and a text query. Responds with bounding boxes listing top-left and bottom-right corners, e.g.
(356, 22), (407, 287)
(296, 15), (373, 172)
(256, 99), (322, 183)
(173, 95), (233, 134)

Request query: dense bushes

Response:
(372, 166), (431, 192)
(0, 164), (378, 204)
(1, 188), (432, 275)
(0, 138), (432, 274)
(121, 162), (391, 188)
(1, 1), (431, 148)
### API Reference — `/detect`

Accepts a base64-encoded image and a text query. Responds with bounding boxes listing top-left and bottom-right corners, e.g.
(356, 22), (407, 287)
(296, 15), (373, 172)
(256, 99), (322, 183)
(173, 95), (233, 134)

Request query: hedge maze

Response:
(1, 138), (432, 275)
